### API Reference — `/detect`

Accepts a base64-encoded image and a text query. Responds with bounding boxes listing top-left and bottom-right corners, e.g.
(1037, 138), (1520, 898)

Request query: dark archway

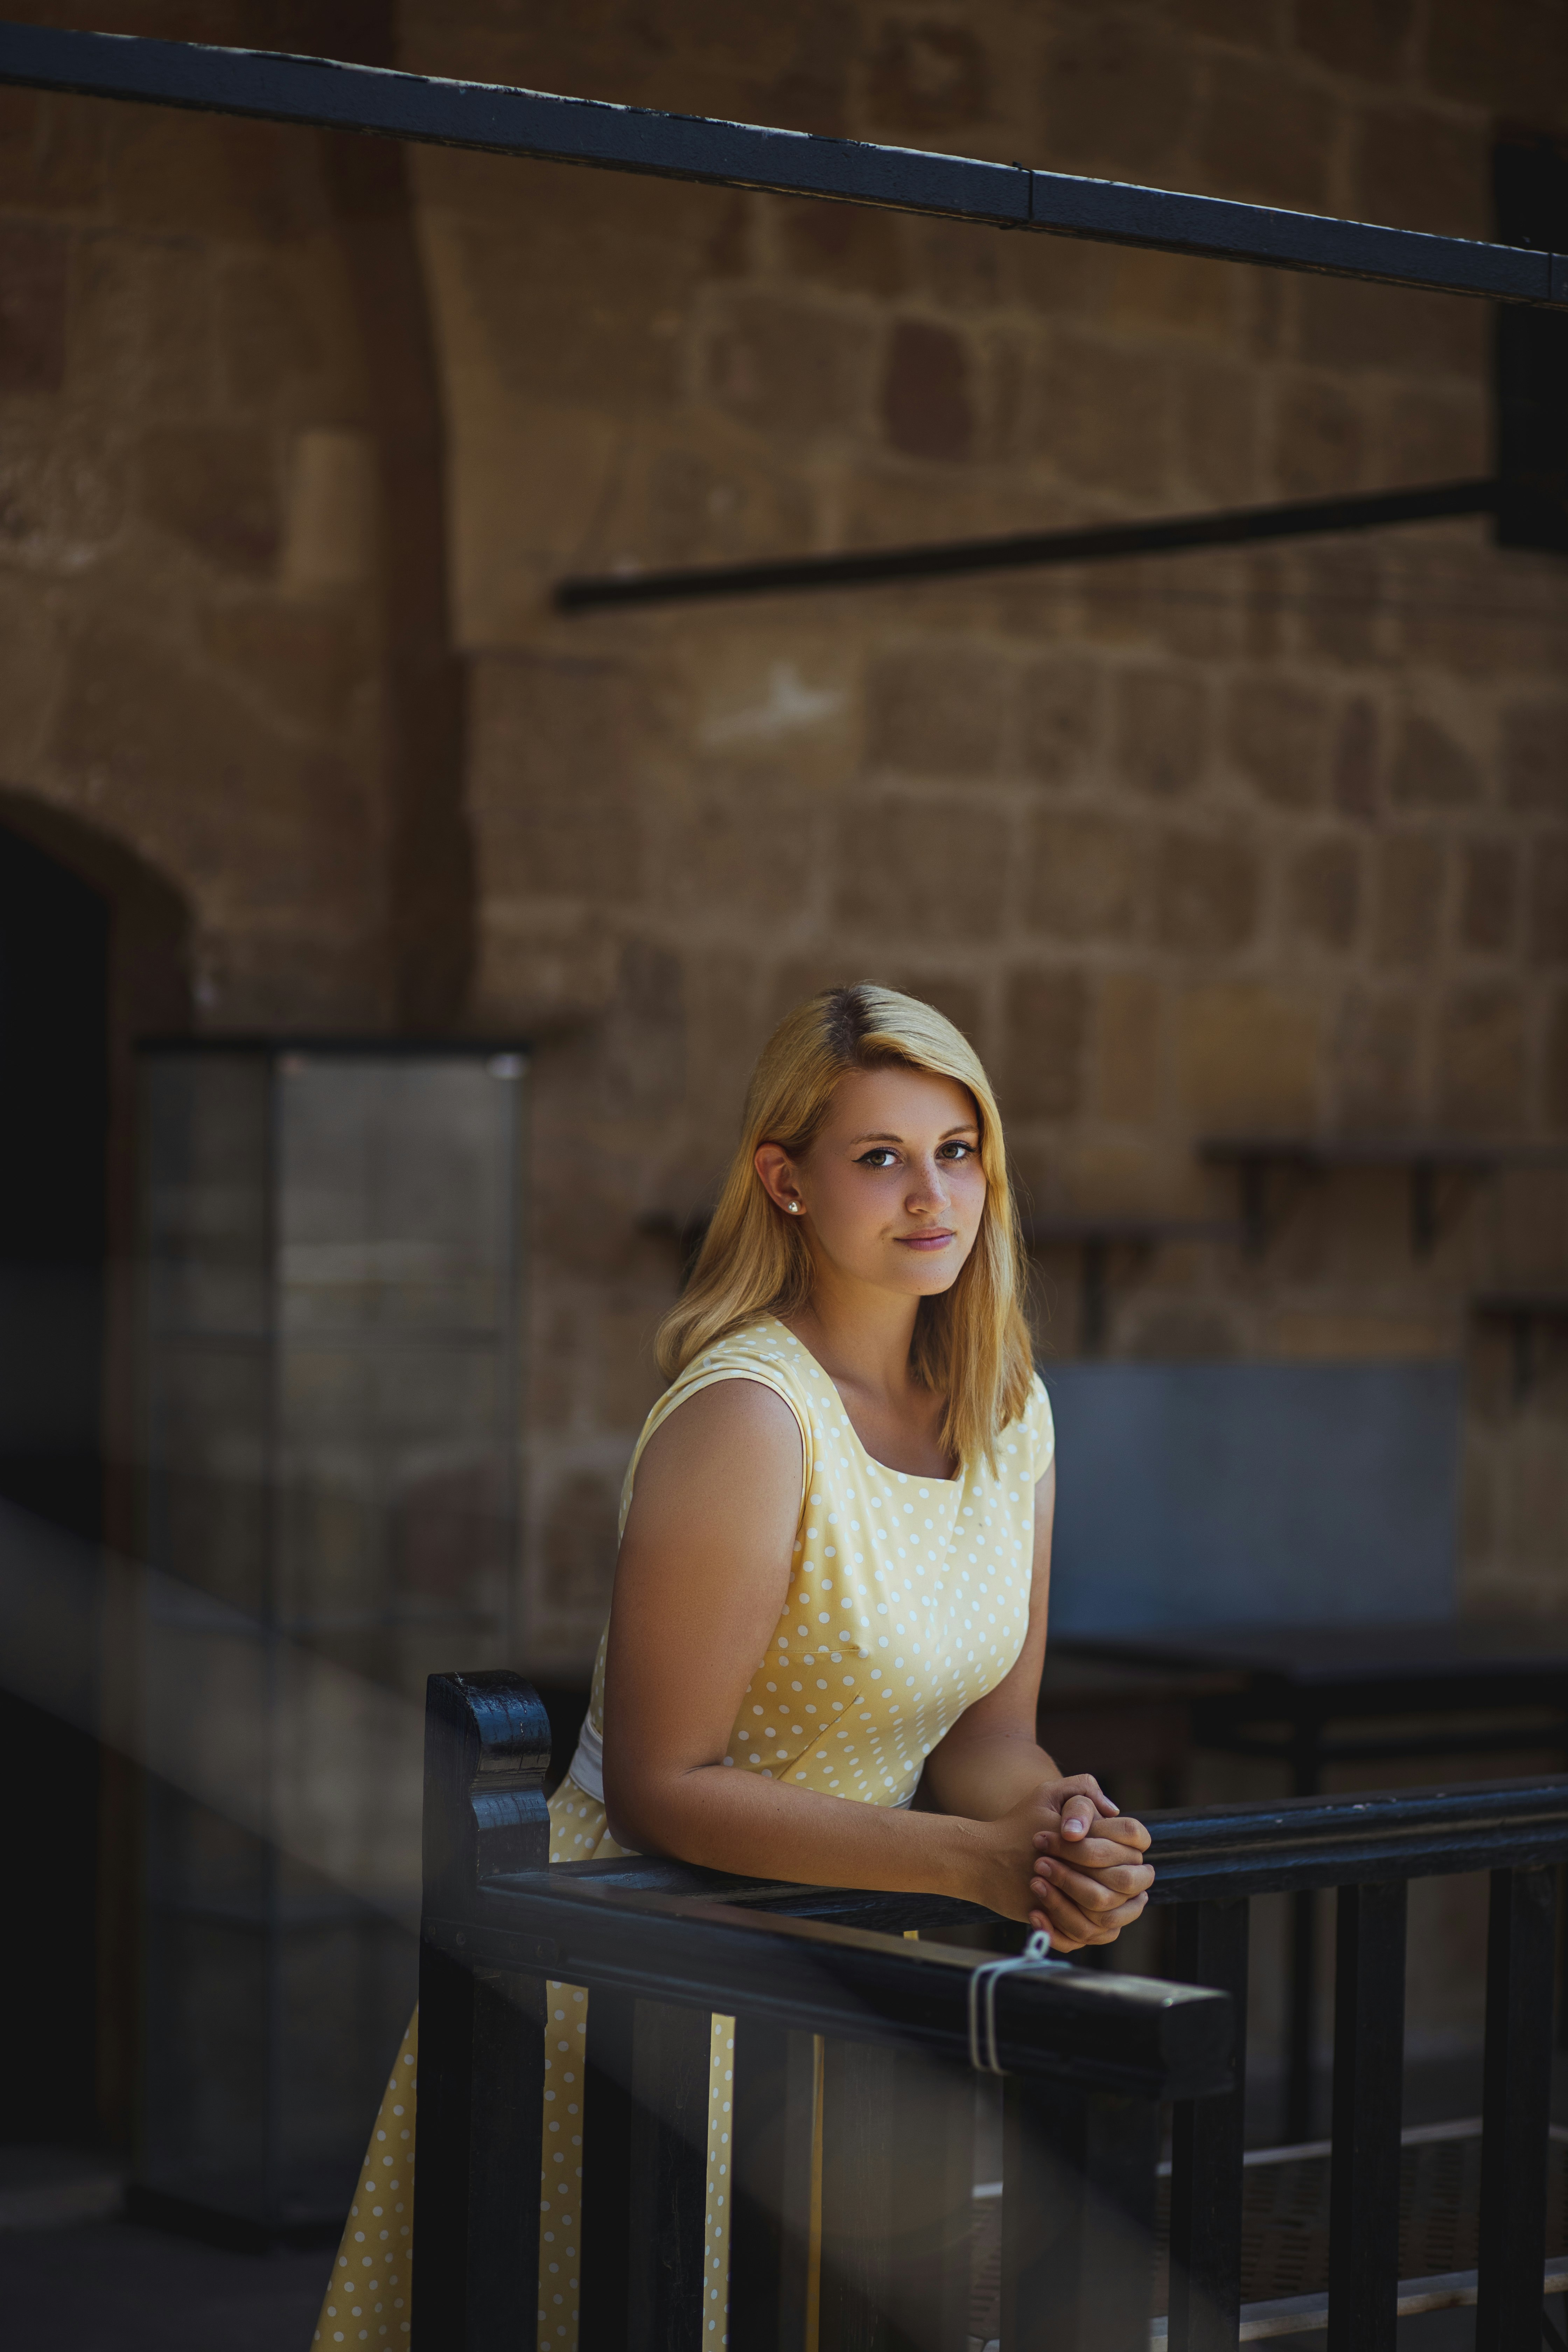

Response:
(0, 796), (190, 2148)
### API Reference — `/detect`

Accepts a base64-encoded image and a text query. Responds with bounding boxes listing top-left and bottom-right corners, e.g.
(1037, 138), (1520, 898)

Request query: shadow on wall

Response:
(1044, 1362), (1463, 1633)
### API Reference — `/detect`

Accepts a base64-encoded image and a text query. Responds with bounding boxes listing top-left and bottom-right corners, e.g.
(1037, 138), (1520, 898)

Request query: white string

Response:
(967, 1929), (1069, 2074)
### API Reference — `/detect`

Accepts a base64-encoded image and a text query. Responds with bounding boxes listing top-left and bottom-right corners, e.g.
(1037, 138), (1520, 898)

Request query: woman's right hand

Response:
(971, 1783), (1154, 1949)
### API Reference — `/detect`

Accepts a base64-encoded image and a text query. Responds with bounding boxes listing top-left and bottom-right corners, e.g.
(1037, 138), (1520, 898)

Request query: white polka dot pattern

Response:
(317, 1320), (1052, 2352)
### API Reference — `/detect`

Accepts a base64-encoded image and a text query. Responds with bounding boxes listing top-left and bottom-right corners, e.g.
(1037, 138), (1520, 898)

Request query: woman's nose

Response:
(905, 1156), (948, 1206)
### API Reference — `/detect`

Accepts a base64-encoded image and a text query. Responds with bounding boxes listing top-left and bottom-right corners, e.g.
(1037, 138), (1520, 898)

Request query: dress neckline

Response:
(760, 1315), (964, 1489)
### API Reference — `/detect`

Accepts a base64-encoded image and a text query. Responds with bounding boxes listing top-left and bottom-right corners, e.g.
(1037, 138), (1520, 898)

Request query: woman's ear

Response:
(754, 1142), (803, 1217)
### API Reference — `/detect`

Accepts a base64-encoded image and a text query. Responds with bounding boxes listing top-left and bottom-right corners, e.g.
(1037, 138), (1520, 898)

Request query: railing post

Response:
(578, 1987), (636, 2352)
(1001, 2078), (1161, 2352)
(729, 2019), (816, 2352)
(411, 1671), (552, 2352)
(1326, 1878), (1407, 2352)
(626, 1998), (710, 2352)
(818, 2036), (974, 2352)
(1167, 1897), (1249, 2352)
(1475, 1863), (1556, 2352)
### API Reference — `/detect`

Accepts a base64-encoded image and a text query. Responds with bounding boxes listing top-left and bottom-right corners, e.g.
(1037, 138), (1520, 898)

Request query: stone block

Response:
(1177, 355), (1259, 504)
(599, 939), (687, 1115)
(199, 601), (368, 735)
(1156, 830), (1261, 953)
(1115, 666), (1209, 798)
(1227, 674), (1331, 807)
(881, 318), (974, 463)
(703, 287), (876, 443)
(863, 643), (1012, 777)
(1289, 839), (1362, 950)
(50, 614), (370, 921)
(1105, 248), (1236, 346)
(1547, 991), (1568, 1130)
(652, 761), (819, 922)
(1353, 106), (1488, 238)
(1458, 839), (1518, 955)
(1273, 374), (1367, 498)
(1019, 652), (1101, 786)
(1197, 57), (1335, 211)
(1036, 329), (1172, 501)
(999, 968), (1088, 1120)
(139, 424), (281, 576)
(598, 1301), (666, 1432)
(903, 217), (1013, 316)
(1298, 548), (1385, 668)
(879, 969), (985, 1048)
(1389, 712), (1482, 809)
(1376, 387), (1485, 487)
(1038, 14), (1199, 182)
(0, 89), (105, 210)
(1374, 835), (1444, 966)
(1502, 702), (1568, 814)
(0, 566), (64, 767)
(471, 654), (643, 904)
(1334, 987), (1421, 1125)
(0, 223), (66, 395)
(777, 197), (903, 297)
(280, 428), (377, 595)
(71, 236), (215, 413)
(1294, 0), (1414, 81)
(1024, 811), (1145, 943)
(1296, 275), (1485, 380)
(1437, 984), (1526, 1129)
(834, 795), (1009, 939)
(1333, 698), (1381, 820)
(1424, 0), (1568, 116)
(863, 19), (990, 135)
(1528, 838), (1568, 967)
(218, 254), (332, 414)
(1094, 971), (1163, 1122)
(1176, 981), (1321, 1126)
(540, 1469), (619, 1610)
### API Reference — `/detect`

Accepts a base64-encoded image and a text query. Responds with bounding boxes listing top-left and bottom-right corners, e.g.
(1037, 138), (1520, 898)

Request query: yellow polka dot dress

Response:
(315, 1317), (1053, 2352)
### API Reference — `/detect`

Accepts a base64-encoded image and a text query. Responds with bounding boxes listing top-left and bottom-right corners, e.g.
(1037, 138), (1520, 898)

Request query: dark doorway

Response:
(0, 821), (109, 2144)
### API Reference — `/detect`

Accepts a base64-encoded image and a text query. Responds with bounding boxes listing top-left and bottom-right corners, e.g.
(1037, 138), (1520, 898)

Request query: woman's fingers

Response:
(1049, 1775), (1118, 1839)
(1029, 1883), (1148, 1946)
(1032, 1854), (1155, 1911)
(1034, 1831), (1153, 1875)
(1035, 1812), (1150, 1853)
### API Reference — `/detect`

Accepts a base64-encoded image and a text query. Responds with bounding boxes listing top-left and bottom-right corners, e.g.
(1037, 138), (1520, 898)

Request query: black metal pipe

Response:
(555, 478), (1500, 612)
(1, 21), (1564, 311)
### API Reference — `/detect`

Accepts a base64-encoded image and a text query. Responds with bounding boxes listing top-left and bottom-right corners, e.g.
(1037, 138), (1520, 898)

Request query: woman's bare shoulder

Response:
(637, 1372), (803, 1488)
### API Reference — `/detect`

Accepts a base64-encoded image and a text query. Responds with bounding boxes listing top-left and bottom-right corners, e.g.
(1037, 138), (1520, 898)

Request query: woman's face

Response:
(756, 1064), (988, 1300)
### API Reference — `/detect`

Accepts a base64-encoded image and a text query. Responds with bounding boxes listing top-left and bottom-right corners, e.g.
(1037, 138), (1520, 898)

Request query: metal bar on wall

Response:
(553, 477), (1500, 612)
(1, 21), (1566, 307)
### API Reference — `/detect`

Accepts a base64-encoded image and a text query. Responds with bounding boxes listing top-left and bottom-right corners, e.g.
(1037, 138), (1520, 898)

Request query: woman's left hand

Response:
(1027, 1807), (1154, 1950)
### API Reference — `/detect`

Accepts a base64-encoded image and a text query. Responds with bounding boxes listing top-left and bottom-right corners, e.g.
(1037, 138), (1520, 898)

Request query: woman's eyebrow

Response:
(847, 1124), (979, 1145)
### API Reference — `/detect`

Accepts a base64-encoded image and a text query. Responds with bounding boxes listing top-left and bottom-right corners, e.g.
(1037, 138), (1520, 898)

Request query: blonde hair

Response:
(656, 983), (1034, 1469)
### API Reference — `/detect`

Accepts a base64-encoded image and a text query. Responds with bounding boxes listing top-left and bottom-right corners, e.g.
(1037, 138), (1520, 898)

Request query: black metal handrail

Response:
(413, 1670), (1233, 2352)
(413, 1672), (1568, 2350)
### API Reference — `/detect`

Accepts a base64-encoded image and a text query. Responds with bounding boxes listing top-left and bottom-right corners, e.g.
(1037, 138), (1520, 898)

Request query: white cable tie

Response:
(967, 1930), (1070, 2075)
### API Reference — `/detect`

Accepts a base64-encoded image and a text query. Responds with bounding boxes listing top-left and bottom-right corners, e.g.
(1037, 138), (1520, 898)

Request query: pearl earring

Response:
(787, 1202), (801, 1214)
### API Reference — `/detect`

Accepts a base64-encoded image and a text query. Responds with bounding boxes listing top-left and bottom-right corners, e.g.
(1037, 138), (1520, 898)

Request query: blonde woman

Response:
(317, 983), (1153, 2352)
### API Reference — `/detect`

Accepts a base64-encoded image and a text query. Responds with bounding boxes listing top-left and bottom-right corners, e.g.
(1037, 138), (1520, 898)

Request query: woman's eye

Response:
(939, 1141), (976, 1160)
(858, 1148), (898, 1168)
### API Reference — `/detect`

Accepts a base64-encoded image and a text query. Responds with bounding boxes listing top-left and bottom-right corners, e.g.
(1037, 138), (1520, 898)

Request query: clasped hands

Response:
(979, 1773), (1154, 1951)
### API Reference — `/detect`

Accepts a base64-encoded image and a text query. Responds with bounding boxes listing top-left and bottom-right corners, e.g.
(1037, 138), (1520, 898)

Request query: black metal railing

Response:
(412, 1670), (1232, 2352)
(1147, 1780), (1568, 2351)
(412, 1671), (1568, 2351)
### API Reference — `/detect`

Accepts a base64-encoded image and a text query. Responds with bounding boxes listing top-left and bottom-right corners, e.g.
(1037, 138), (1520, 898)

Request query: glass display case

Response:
(134, 1042), (526, 2233)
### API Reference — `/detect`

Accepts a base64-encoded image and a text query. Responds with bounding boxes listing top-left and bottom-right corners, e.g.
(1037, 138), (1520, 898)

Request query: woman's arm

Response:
(600, 1383), (1133, 1923)
(919, 1459), (1154, 1950)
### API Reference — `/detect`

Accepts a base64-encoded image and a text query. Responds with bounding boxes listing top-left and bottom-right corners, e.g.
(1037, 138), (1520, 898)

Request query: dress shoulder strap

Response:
(618, 1317), (817, 1535)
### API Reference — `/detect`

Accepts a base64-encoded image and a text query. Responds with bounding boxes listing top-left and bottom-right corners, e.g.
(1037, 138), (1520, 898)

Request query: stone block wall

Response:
(2, 0), (1566, 1666)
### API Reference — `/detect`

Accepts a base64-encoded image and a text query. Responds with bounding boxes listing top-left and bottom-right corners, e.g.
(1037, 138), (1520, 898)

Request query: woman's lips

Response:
(895, 1229), (955, 1251)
